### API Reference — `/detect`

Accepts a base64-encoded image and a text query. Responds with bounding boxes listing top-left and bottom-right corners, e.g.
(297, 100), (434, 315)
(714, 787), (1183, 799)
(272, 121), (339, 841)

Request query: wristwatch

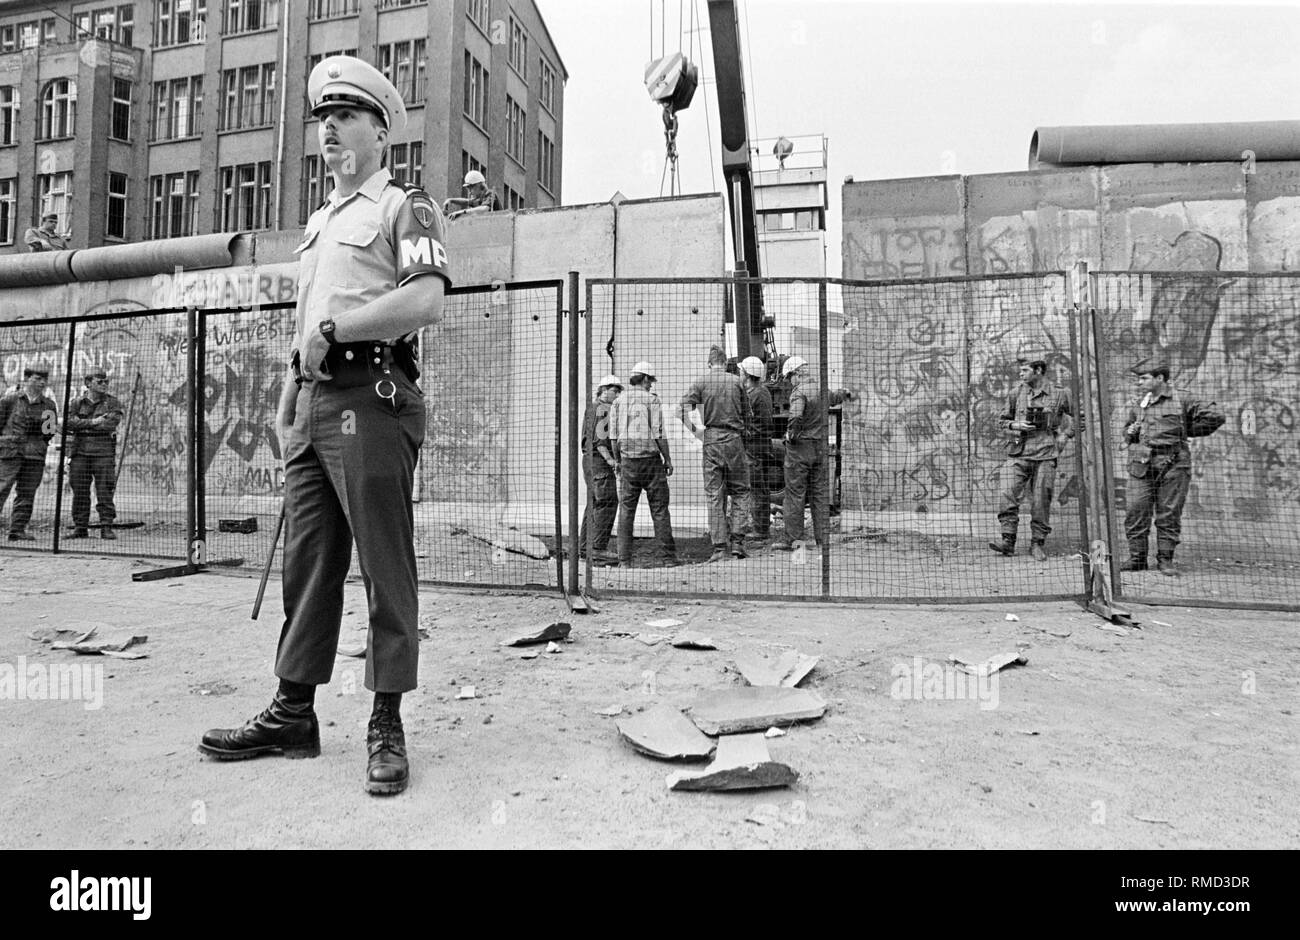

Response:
(318, 318), (338, 345)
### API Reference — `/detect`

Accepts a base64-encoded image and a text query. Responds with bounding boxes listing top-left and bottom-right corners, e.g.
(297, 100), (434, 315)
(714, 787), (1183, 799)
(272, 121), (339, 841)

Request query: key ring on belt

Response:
(376, 344), (397, 407)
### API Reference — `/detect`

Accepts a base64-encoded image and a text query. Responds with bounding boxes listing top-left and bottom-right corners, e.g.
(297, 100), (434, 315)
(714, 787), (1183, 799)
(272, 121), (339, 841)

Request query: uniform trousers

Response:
(69, 454), (118, 528)
(617, 455), (676, 562)
(702, 435), (750, 547)
(276, 375), (425, 693)
(996, 457), (1057, 543)
(0, 456), (46, 534)
(1125, 455), (1191, 558)
(579, 464), (618, 552)
(747, 450), (772, 536)
(783, 440), (829, 544)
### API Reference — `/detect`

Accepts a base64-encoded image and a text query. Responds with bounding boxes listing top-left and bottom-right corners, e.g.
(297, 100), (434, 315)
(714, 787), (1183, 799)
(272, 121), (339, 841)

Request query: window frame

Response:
(110, 78), (133, 141)
(106, 171), (128, 240)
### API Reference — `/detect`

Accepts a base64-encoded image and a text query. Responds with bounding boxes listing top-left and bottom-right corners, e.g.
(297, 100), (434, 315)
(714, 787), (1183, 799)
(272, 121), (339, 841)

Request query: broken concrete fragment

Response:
(947, 652), (1028, 675)
(636, 633), (671, 646)
(616, 704), (715, 761)
(670, 630), (716, 650)
(545, 641), (561, 654)
(666, 733), (799, 791)
(101, 649), (149, 660)
(336, 643), (366, 658)
(1005, 613), (1020, 622)
(59, 633), (147, 654)
(29, 626), (100, 645)
(733, 647), (819, 687)
(764, 726), (786, 738)
(518, 651), (540, 660)
(500, 622), (572, 647)
(451, 520), (550, 559)
(645, 618), (684, 629)
(594, 705), (624, 717)
(687, 686), (827, 735)
(456, 685), (477, 700)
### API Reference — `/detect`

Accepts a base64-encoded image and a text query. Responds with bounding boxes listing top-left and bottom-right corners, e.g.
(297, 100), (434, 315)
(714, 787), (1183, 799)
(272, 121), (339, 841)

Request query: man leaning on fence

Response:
(579, 373), (622, 566)
(199, 55), (449, 797)
(989, 358), (1073, 562)
(66, 371), (124, 541)
(609, 361), (678, 567)
(0, 368), (58, 541)
(680, 345), (752, 562)
(773, 356), (851, 552)
(1120, 357), (1225, 577)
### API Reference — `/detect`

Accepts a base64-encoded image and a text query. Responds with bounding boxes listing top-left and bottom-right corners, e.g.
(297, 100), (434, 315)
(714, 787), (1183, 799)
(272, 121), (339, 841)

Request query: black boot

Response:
(988, 535), (1016, 556)
(1120, 556), (1148, 572)
(366, 694), (409, 796)
(1157, 552), (1179, 577)
(199, 682), (320, 760)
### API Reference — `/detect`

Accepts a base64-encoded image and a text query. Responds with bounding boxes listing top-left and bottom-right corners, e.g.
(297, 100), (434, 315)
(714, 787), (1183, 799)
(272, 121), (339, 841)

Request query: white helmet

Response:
(782, 356), (808, 377)
(598, 374), (623, 390)
(739, 356), (766, 379)
(464, 170), (486, 187)
(631, 361), (656, 379)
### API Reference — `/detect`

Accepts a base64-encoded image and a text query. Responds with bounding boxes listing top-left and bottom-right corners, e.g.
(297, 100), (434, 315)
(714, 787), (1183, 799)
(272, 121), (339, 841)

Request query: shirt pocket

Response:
(329, 224), (382, 287)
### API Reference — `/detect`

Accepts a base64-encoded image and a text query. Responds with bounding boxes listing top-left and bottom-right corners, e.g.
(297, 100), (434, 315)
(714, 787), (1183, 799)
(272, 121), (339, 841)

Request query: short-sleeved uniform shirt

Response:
(293, 167), (451, 354)
(608, 387), (665, 459)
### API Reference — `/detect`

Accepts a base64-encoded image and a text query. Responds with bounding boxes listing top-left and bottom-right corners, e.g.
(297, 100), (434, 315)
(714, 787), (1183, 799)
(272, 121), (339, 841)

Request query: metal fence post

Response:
(819, 279), (830, 597)
(52, 320), (78, 554)
(566, 271), (581, 599)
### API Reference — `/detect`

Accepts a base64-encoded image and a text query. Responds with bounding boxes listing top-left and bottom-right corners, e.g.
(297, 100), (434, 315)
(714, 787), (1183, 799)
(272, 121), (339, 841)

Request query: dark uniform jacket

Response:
(66, 391), (125, 458)
(998, 382), (1073, 460)
(0, 389), (58, 459)
(581, 399), (615, 476)
(744, 383), (774, 457)
(787, 384), (848, 444)
(1124, 388), (1225, 473)
(680, 369), (752, 443)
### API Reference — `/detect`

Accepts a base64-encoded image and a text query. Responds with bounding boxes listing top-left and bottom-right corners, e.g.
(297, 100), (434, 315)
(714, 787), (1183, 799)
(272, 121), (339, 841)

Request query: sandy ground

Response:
(0, 552), (1296, 850)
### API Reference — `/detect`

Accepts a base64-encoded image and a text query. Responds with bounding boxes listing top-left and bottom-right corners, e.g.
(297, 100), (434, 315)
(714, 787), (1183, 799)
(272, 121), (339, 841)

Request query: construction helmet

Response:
(464, 170), (486, 188)
(782, 356), (808, 377)
(739, 356), (766, 379)
(598, 374), (624, 390)
(631, 361), (656, 379)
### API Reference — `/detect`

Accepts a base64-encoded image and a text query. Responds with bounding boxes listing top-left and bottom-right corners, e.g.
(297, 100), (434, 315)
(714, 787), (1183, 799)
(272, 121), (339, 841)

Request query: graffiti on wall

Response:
(844, 217), (966, 280)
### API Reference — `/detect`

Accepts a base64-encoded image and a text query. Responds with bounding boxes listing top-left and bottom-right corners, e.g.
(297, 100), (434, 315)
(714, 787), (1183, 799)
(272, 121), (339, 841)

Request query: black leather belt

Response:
(293, 341), (419, 388)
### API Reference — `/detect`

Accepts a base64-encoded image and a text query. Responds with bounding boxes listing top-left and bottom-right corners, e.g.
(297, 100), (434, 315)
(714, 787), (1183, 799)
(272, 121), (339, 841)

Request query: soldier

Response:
(772, 357), (851, 551)
(66, 370), (125, 540)
(201, 55), (451, 796)
(680, 345), (752, 562)
(0, 368), (58, 541)
(609, 361), (678, 567)
(1120, 357), (1225, 577)
(738, 356), (774, 542)
(579, 374), (622, 565)
(24, 212), (68, 252)
(988, 358), (1074, 562)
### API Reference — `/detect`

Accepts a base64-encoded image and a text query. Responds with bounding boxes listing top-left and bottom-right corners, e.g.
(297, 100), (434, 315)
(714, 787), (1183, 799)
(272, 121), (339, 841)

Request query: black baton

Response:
(251, 504), (286, 621)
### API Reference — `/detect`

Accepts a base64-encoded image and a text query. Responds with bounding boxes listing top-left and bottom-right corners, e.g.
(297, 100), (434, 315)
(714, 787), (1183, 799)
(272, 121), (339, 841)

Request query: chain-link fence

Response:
(1093, 271), (1300, 610)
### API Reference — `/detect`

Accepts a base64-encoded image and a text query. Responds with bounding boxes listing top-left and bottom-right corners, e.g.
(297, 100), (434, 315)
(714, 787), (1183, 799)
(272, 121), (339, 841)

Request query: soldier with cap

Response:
(738, 356), (774, 541)
(66, 370), (125, 540)
(579, 373), (622, 565)
(443, 170), (501, 219)
(200, 55), (451, 797)
(608, 361), (678, 567)
(772, 357), (851, 551)
(988, 357), (1074, 562)
(0, 367), (59, 541)
(24, 212), (68, 252)
(1120, 357), (1224, 576)
(680, 345), (752, 562)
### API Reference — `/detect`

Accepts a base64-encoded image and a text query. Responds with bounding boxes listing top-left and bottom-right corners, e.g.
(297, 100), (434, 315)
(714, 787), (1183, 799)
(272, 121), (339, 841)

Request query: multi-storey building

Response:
(0, 0), (565, 252)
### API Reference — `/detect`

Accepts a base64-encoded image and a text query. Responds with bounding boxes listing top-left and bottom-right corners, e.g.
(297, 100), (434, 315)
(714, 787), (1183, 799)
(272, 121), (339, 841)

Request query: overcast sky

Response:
(540, 0), (1300, 276)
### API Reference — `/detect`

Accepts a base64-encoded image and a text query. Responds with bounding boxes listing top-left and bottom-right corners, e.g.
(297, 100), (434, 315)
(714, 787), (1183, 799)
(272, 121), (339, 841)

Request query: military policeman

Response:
(680, 345), (752, 561)
(988, 358), (1073, 562)
(772, 357), (851, 551)
(738, 356), (774, 542)
(0, 367), (58, 541)
(579, 374), (622, 565)
(201, 56), (451, 797)
(66, 371), (125, 540)
(1120, 357), (1224, 577)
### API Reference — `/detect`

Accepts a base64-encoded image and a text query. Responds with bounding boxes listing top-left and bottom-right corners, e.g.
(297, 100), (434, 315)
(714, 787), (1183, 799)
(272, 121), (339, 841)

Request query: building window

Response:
(111, 79), (132, 141)
(505, 95), (525, 166)
(37, 171), (73, 228)
(148, 170), (200, 239)
(508, 18), (527, 78)
(307, 0), (358, 19)
(0, 87), (15, 146)
(390, 142), (422, 188)
(463, 52), (487, 128)
(42, 18), (58, 42)
(74, 13), (90, 38)
(504, 184), (522, 211)
(537, 130), (554, 193)
(466, 0), (487, 32)
(155, 0), (208, 46)
(219, 161), (272, 231)
(219, 64), (275, 130)
(539, 57), (555, 114)
(40, 79), (76, 140)
(151, 75), (202, 140)
(0, 178), (14, 245)
(19, 23), (39, 49)
(376, 0), (423, 8)
(106, 172), (128, 239)
(0, 26), (13, 52)
(224, 0), (278, 35)
(81, 6), (134, 44)
(461, 150), (484, 183)
(299, 154), (333, 223)
(378, 39), (425, 105)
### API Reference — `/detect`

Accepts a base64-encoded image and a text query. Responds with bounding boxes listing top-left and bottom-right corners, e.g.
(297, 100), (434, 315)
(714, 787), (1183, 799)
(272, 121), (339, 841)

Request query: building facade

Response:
(0, 0), (565, 252)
